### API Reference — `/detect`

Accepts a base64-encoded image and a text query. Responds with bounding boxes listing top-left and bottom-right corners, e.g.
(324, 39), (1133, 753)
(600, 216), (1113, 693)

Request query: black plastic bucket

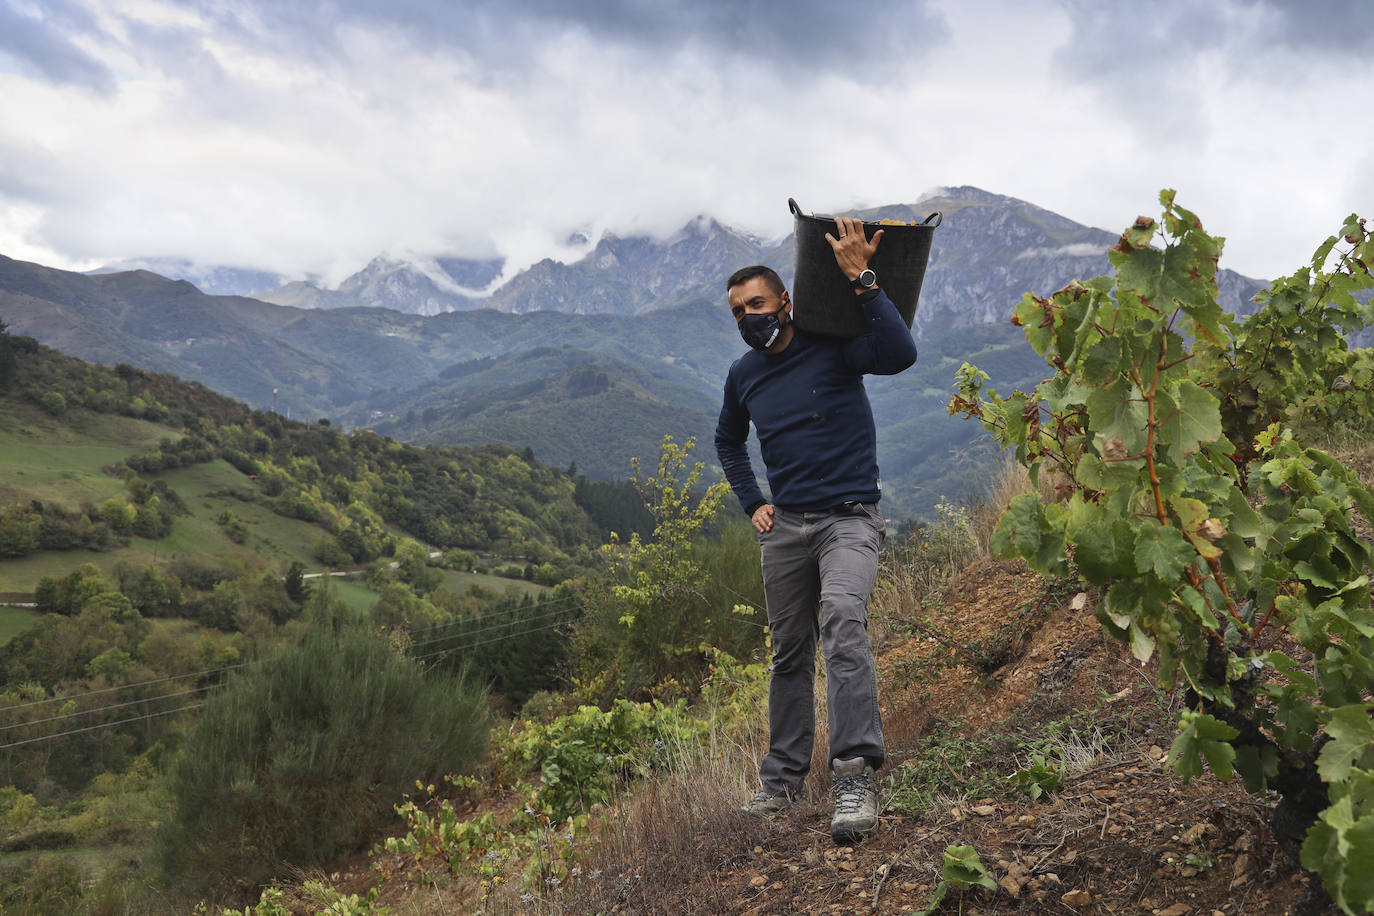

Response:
(788, 198), (940, 338)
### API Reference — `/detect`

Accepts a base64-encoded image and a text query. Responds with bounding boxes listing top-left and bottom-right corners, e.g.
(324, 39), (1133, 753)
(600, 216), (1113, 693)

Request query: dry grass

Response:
(871, 455), (1039, 650)
(503, 706), (775, 914)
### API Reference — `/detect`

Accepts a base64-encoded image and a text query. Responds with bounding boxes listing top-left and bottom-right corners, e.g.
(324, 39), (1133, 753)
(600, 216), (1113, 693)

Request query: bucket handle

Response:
(788, 197), (943, 228)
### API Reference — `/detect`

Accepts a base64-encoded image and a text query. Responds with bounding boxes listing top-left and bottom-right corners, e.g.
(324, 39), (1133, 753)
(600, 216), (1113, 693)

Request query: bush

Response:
(39, 391), (66, 415)
(502, 698), (706, 825)
(155, 627), (489, 897)
(0, 854), (82, 913)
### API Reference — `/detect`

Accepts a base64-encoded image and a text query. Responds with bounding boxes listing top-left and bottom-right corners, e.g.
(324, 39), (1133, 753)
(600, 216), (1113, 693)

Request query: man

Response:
(715, 216), (917, 845)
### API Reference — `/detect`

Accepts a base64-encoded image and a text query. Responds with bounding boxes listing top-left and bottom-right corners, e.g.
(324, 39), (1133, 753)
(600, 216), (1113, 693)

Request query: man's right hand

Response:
(752, 504), (775, 533)
(824, 216), (883, 283)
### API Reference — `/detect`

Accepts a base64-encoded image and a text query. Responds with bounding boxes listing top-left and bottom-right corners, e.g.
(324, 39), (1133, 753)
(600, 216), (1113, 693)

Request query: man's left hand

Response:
(824, 216), (883, 282)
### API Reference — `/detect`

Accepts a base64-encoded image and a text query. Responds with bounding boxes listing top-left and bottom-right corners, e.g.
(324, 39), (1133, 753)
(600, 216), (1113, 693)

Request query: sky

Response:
(1, 0), (1371, 287)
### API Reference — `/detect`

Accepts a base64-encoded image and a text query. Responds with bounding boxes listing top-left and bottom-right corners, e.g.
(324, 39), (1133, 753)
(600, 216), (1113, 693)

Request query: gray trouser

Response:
(757, 502), (886, 795)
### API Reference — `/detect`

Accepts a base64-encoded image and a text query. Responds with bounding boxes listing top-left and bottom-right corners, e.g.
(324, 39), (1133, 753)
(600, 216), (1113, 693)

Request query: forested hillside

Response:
(0, 319), (767, 911)
(0, 189), (1269, 524)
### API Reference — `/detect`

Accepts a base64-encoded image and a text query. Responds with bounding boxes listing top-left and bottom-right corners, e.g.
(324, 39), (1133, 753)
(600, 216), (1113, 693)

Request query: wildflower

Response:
(589, 869), (602, 879)
(571, 867), (582, 877)
(521, 893), (533, 904)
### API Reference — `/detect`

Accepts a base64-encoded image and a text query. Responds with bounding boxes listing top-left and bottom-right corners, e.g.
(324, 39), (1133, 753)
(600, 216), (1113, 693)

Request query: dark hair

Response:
(726, 265), (785, 296)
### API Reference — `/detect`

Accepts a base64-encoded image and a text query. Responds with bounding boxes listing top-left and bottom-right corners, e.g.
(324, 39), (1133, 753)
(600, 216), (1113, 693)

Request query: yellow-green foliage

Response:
(571, 437), (765, 702)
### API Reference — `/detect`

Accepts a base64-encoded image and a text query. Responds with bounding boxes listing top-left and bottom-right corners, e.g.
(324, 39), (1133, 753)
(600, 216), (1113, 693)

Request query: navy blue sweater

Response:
(714, 289), (917, 516)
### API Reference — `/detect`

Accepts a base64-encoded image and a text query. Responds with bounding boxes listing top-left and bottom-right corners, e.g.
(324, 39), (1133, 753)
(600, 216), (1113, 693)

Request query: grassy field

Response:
(0, 402), (555, 605)
(439, 568), (549, 599)
(0, 402), (175, 508)
(0, 606), (38, 644)
(0, 458), (333, 592)
(325, 577), (381, 616)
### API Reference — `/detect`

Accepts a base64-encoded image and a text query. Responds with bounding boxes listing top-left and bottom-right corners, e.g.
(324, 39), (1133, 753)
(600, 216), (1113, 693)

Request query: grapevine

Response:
(951, 191), (1374, 913)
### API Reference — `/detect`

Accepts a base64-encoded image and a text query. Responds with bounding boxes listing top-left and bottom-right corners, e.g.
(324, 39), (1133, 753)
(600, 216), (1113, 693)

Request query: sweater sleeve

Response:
(843, 289), (918, 376)
(714, 369), (767, 516)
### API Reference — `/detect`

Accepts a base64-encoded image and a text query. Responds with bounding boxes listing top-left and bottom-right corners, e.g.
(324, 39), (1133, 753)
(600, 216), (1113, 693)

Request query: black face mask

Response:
(738, 306), (787, 350)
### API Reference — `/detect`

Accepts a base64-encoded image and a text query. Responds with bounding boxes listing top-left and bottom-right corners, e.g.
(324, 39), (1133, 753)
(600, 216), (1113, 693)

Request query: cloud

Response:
(175, 0), (951, 73)
(1244, 0), (1374, 53)
(0, 0), (115, 92)
(0, 0), (1369, 286)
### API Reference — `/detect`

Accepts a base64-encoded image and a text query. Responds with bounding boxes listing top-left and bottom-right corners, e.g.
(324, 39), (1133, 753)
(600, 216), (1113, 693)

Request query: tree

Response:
(284, 560), (311, 605)
(155, 627), (489, 897)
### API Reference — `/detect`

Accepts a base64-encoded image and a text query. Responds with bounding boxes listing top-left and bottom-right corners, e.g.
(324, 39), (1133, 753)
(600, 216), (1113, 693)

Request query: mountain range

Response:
(2, 187), (1269, 520)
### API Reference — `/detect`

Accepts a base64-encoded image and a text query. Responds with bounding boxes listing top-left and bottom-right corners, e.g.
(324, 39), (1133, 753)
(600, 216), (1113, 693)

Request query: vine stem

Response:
(1139, 333), (1246, 635)
(1250, 598), (1281, 645)
(1140, 343), (1168, 524)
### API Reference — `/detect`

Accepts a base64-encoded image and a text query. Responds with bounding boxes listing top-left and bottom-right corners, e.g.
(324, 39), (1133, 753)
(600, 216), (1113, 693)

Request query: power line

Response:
(404, 593), (582, 638)
(410, 617), (580, 663)
(403, 605), (584, 654)
(0, 683), (219, 733)
(0, 662), (254, 713)
(1, 612), (580, 747)
(0, 703), (207, 750)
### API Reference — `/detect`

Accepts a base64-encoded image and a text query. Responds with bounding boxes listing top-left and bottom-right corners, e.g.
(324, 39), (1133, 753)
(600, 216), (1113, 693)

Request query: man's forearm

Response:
(716, 439), (766, 515)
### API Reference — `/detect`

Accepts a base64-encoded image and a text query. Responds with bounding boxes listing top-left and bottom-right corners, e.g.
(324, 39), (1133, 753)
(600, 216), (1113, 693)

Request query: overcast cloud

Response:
(0, 0), (1370, 285)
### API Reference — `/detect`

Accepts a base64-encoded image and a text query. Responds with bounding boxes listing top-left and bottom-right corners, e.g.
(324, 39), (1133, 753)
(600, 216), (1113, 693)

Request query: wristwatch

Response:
(851, 268), (877, 291)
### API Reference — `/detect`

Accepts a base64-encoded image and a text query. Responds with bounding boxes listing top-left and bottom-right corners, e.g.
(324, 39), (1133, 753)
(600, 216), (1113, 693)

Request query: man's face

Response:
(728, 276), (790, 324)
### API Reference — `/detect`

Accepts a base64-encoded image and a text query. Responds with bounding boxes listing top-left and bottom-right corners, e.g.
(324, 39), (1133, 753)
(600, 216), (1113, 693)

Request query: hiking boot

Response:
(741, 787), (796, 817)
(830, 757), (879, 843)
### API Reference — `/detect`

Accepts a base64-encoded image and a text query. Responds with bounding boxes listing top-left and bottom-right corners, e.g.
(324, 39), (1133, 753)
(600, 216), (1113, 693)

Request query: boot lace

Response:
(833, 773), (873, 814)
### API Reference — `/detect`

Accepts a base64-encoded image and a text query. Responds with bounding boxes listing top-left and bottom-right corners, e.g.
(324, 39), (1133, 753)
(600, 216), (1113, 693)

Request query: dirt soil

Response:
(694, 558), (1327, 916)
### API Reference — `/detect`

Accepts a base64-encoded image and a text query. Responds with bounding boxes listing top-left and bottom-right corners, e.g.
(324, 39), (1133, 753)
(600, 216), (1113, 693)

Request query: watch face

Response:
(858, 269), (876, 288)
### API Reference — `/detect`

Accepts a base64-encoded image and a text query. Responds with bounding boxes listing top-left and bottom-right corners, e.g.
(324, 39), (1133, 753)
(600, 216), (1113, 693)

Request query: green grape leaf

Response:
(1295, 560), (1339, 591)
(991, 495), (1068, 577)
(1234, 743), (1278, 794)
(1338, 814), (1374, 914)
(1318, 705), (1374, 783)
(1111, 239), (1163, 303)
(940, 844), (997, 890)
(1169, 710), (1239, 783)
(1014, 293), (1055, 355)
(1071, 517), (1136, 585)
(1301, 791), (1374, 915)
(1162, 381), (1223, 463)
(1225, 487), (1263, 539)
(1134, 523), (1196, 580)
(1082, 335), (1125, 385)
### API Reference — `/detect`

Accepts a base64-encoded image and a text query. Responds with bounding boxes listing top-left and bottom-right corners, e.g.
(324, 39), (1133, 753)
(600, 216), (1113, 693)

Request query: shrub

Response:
(155, 627), (489, 897)
(0, 854), (82, 913)
(39, 391), (66, 415)
(571, 437), (763, 702)
(501, 698), (706, 825)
